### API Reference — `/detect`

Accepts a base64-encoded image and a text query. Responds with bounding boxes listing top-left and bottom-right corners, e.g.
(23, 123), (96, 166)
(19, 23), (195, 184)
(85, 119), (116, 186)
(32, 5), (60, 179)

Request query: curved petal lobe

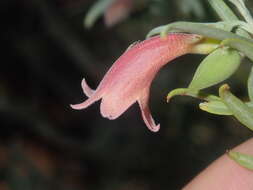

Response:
(138, 88), (160, 132)
(81, 78), (95, 97)
(70, 91), (102, 110)
(71, 78), (99, 110)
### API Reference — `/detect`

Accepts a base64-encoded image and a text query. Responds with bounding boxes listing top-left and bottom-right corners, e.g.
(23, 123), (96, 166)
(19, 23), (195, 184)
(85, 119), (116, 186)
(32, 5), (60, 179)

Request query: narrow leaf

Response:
(229, 0), (253, 28)
(160, 22), (253, 41)
(208, 0), (239, 21)
(248, 66), (253, 101)
(147, 21), (251, 39)
(208, 0), (251, 37)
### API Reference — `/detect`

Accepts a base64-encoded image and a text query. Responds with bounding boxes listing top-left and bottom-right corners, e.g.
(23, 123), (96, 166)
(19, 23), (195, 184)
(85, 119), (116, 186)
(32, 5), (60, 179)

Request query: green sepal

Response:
(200, 100), (253, 115)
(219, 84), (253, 131)
(199, 101), (233, 115)
(166, 88), (220, 102)
(188, 48), (242, 90)
(228, 151), (253, 170)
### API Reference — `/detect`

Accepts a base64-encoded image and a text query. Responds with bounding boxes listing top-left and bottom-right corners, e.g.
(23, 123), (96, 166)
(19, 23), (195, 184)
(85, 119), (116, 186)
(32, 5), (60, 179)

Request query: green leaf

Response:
(188, 48), (242, 90)
(228, 151), (253, 170)
(248, 66), (253, 101)
(164, 22), (253, 41)
(219, 84), (253, 131)
(148, 22), (253, 46)
(221, 38), (253, 62)
(208, 0), (239, 21)
(200, 100), (253, 115)
(84, 0), (115, 28)
(229, 0), (253, 28)
(147, 21), (251, 39)
(208, 0), (251, 37)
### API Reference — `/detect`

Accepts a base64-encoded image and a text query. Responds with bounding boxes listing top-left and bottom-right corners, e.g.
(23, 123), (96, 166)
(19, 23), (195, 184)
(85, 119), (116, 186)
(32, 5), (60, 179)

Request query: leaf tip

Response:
(166, 88), (188, 103)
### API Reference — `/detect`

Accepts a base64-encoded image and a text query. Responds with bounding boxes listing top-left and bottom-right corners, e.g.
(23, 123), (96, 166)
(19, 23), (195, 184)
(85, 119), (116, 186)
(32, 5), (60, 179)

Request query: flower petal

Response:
(70, 78), (99, 110)
(100, 91), (137, 120)
(81, 78), (95, 97)
(138, 88), (160, 132)
(70, 96), (99, 110)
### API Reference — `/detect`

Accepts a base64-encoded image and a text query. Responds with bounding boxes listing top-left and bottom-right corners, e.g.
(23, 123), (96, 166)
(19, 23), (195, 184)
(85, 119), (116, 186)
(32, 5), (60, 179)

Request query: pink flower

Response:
(71, 33), (203, 132)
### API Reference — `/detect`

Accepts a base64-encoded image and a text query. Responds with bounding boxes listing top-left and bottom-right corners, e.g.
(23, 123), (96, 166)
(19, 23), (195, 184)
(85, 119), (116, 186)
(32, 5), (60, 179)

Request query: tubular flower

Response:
(71, 33), (204, 132)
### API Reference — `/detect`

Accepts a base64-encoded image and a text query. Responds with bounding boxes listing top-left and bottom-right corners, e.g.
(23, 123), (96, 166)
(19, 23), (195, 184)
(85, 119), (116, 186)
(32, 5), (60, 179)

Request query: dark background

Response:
(1, 0), (253, 189)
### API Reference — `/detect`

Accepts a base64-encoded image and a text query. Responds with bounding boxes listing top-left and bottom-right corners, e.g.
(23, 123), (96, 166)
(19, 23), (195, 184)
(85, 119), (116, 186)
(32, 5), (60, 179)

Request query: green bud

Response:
(188, 48), (241, 90)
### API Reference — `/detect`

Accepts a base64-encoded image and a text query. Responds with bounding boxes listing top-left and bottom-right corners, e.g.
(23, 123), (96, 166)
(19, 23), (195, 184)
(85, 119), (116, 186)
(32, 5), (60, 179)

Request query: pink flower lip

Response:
(70, 33), (203, 132)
